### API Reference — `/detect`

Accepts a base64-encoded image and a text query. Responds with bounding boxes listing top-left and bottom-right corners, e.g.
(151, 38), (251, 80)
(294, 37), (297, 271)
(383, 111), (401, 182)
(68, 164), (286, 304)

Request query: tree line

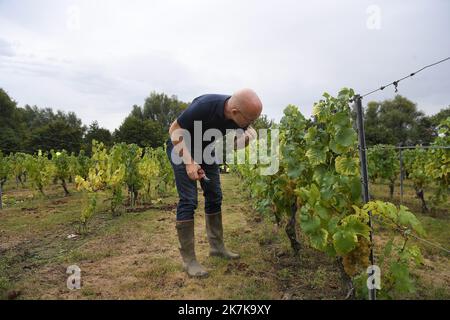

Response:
(0, 89), (188, 155)
(1, 87), (448, 155)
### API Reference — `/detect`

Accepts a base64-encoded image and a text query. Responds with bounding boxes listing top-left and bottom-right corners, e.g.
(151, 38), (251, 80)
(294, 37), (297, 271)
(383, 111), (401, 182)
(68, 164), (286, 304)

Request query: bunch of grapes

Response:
(342, 237), (370, 276)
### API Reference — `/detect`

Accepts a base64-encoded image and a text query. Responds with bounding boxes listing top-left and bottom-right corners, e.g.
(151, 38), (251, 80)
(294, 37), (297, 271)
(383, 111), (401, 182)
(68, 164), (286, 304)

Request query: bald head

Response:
(229, 88), (262, 122)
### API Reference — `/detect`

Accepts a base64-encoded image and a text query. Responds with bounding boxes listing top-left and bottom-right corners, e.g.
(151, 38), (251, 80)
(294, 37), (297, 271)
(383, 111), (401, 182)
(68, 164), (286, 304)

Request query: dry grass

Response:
(1, 176), (447, 299)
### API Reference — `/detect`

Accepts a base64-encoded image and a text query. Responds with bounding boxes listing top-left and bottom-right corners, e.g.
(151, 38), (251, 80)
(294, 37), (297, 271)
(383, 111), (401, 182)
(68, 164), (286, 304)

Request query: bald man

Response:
(166, 89), (262, 278)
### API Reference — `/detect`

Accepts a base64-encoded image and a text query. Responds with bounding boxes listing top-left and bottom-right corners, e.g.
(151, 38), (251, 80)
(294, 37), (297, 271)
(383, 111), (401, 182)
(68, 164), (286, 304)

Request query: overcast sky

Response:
(0, 0), (449, 131)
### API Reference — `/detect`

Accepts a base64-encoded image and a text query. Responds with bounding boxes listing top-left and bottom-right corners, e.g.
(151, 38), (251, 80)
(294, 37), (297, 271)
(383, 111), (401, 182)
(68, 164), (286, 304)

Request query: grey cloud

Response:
(0, 38), (15, 57)
(0, 0), (449, 130)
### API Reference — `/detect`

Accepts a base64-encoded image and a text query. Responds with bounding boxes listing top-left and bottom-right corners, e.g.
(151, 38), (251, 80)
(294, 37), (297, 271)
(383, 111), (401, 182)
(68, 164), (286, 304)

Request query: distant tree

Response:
(28, 118), (85, 154)
(0, 88), (16, 119)
(412, 116), (435, 145)
(430, 106), (450, 127)
(114, 116), (165, 148)
(117, 92), (188, 147)
(0, 89), (24, 153)
(141, 92), (188, 131)
(363, 102), (392, 145)
(364, 95), (434, 146)
(83, 121), (113, 155)
(18, 106), (85, 153)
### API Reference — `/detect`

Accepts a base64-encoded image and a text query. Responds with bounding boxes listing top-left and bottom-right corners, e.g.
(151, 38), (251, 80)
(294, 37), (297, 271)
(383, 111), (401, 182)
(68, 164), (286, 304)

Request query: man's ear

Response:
(230, 108), (239, 119)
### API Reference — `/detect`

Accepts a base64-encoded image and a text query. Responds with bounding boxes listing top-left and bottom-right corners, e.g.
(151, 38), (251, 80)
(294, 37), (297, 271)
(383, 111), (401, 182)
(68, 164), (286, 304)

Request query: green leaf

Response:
(313, 171), (337, 202)
(312, 165), (327, 183)
(352, 205), (361, 216)
(384, 239), (394, 257)
(397, 206), (425, 236)
(306, 147), (327, 166)
(312, 103), (323, 117)
(335, 127), (357, 147)
(342, 215), (370, 239)
(309, 184), (320, 205)
(379, 238), (394, 265)
(406, 245), (424, 265)
(328, 216), (340, 234)
(305, 127), (318, 144)
(287, 164), (304, 179)
(300, 214), (321, 233)
(332, 228), (358, 255)
(390, 262), (415, 293)
(315, 203), (330, 220)
(331, 112), (350, 128)
(335, 155), (359, 176)
(329, 138), (347, 154)
(320, 188), (334, 203)
(309, 228), (329, 250)
(349, 176), (362, 202)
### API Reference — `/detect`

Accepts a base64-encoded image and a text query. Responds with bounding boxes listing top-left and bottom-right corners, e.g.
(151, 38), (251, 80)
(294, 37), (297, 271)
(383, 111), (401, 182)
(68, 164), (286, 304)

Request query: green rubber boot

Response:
(176, 221), (209, 278)
(205, 212), (240, 259)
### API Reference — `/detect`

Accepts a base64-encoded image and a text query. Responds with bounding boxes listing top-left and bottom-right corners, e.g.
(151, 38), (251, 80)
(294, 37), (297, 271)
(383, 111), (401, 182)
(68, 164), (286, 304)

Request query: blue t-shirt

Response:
(174, 94), (248, 163)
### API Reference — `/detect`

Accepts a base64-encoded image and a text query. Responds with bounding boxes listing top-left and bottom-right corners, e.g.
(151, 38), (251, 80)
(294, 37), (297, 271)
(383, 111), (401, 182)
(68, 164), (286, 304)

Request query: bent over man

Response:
(166, 88), (262, 278)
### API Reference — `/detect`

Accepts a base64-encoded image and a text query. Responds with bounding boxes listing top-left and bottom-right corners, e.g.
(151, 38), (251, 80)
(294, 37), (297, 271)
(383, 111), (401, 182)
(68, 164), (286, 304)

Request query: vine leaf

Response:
(335, 127), (357, 147)
(333, 228), (358, 255)
(335, 155), (359, 176)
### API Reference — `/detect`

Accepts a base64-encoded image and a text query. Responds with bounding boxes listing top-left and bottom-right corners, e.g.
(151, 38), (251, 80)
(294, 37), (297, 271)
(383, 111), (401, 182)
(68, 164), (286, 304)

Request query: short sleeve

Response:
(176, 101), (211, 130)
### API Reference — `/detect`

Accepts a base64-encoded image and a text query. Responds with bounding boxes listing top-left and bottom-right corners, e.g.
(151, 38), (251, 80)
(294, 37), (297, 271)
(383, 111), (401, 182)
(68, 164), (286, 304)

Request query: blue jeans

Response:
(165, 138), (223, 221)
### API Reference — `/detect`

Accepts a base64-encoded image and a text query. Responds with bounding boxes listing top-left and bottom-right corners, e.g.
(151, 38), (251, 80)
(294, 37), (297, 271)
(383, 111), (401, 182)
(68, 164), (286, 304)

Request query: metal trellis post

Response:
(354, 94), (376, 301)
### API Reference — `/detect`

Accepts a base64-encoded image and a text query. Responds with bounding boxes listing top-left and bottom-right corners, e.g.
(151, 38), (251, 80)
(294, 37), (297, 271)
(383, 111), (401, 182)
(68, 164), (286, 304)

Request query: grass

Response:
(0, 176), (285, 299)
(0, 176), (448, 299)
(369, 180), (449, 299)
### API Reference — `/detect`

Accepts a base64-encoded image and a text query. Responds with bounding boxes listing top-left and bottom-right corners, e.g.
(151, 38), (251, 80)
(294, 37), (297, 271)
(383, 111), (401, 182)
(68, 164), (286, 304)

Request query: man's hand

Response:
(234, 126), (257, 149)
(245, 126), (257, 144)
(186, 162), (206, 181)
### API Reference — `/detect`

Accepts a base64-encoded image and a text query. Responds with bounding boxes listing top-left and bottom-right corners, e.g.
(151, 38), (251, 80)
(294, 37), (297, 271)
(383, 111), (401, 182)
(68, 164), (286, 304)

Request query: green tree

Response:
(28, 118), (84, 154)
(117, 92), (188, 147)
(14, 105), (85, 153)
(0, 89), (24, 153)
(141, 92), (188, 131)
(83, 121), (113, 155)
(364, 102), (391, 145)
(430, 106), (450, 127)
(114, 116), (165, 148)
(364, 95), (433, 146)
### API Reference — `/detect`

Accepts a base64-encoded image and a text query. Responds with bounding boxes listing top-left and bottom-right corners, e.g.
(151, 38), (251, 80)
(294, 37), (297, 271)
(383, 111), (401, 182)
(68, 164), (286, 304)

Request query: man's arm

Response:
(168, 120), (205, 181)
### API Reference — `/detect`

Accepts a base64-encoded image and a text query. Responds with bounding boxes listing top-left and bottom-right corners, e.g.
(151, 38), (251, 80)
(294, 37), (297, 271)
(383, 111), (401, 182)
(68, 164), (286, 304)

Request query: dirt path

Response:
(0, 175), (347, 300)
